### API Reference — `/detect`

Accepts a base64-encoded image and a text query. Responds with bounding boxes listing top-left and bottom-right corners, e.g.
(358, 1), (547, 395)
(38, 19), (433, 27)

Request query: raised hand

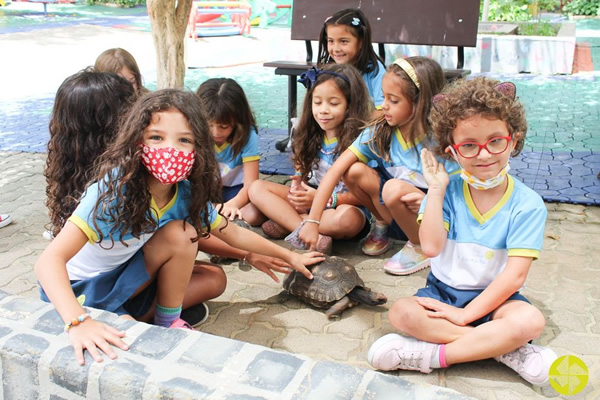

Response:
(420, 148), (449, 191)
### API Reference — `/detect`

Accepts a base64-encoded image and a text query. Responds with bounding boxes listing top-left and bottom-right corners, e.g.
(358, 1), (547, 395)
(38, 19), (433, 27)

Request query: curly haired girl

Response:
(249, 63), (372, 255)
(35, 89), (324, 365)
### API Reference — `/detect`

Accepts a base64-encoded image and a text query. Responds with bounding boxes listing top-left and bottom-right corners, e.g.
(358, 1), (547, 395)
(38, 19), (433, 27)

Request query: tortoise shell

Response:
(283, 256), (364, 309)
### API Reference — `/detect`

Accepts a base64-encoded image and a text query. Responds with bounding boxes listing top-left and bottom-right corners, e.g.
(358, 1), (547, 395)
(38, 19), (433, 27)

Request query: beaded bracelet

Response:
(64, 313), (91, 332)
(331, 191), (338, 209)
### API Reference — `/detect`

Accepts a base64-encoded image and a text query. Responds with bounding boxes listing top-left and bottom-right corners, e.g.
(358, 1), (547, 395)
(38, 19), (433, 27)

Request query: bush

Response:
(563, 0), (600, 15)
(87, 0), (145, 7)
(519, 21), (560, 36)
(481, 0), (562, 21)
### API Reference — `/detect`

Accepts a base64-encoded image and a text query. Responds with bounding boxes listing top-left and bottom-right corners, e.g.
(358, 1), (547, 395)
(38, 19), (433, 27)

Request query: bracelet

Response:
(304, 219), (320, 225)
(331, 191), (338, 209)
(64, 313), (90, 332)
(293, 171), (302, 176)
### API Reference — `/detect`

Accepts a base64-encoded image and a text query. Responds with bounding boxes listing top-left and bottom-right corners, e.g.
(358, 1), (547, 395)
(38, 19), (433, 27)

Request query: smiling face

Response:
(311, 79), (348, 138)
(381, 72), (413, 129)
(451, 115), (515, 180)
(208, 121), (234, 146)
(142, 109), (195, 153)
(326, 25), (360, 65)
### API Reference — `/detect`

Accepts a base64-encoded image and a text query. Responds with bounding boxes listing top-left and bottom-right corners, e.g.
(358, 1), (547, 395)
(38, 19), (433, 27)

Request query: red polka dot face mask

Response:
(140, 144), (195, 185)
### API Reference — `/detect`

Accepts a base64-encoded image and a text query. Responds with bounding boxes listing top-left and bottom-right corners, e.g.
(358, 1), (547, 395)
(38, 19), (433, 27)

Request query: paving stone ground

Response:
(1, 4), (599, 399)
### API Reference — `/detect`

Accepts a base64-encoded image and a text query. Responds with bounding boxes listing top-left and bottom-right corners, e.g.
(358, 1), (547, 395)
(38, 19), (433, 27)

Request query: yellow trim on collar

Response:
(214, 142), (230, 153)
(394, 128), (423, 151)
(323, 136), (338, 146)
(464, 175), (514, 224)
(508, 249), (540, 259)
(67, 215), (98, 243)
(150, 183), (179, 220)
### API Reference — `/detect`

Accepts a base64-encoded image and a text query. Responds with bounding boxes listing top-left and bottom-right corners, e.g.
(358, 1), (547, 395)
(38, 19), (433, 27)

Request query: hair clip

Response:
(432, 94), (446, 113)
(351, 17), (360, 26)
(494, 82), (516, 100)
(298, 67), (350, 89)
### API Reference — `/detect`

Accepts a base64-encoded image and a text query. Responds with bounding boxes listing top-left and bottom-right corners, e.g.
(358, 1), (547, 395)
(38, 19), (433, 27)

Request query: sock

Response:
(154, 304), (182, 327)
(430, 344), (448, 369)
(373, 220), (389, 234)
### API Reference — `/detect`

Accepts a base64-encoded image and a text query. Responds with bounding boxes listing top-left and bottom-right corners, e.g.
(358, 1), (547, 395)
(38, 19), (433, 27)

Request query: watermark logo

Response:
(549, 355), (588, 396)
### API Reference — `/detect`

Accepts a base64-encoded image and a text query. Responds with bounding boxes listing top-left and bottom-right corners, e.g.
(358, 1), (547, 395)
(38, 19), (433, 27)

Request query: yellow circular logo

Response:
(549, 355), (588, 395)
(484, 250), (495, 260)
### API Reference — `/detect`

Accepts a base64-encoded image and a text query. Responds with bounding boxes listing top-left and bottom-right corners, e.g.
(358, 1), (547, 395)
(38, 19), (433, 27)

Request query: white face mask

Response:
(447, 146), (510, 191)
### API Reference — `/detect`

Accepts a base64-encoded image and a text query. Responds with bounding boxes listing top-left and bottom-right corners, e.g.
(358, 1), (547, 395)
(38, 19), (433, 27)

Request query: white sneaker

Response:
(368, 333), (436, 373)
(494, 344), (558, 386)
(42, 230), (54, 241)
(384, 242), (430, 275)
(0, 214), (13, 229)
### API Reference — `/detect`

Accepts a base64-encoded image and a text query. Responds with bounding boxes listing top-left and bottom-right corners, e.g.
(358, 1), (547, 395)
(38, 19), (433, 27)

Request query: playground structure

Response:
(11, 0), (75, 15)
(187, 1), (252, 38)
(250, 0), (291, 27)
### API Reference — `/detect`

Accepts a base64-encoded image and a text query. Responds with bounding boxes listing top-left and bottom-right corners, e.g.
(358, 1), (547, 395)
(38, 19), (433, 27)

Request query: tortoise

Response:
(282, 256), (387, 318)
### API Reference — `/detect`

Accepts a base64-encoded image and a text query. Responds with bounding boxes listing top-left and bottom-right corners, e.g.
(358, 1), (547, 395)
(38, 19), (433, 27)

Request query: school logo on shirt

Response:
(549, 355), (589, 395)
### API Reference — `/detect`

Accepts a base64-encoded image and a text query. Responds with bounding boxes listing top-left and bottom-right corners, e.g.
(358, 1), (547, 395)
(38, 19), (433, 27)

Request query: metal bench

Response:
(264, 0), (480, 151)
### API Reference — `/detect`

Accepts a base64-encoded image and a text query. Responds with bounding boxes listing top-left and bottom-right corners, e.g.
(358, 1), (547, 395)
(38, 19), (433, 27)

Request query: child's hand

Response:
(287, 251), (325, 280)
(289, 175), (303, 191)
(245, 252), (292, 283)
(400, 192), (425, 214)
(221, 202), (243, 221)
(298, 220), (319, 251)
(288, 182), (316, 212)
(415, 297), (468, 326)
(68, 319), (129, 365)
(420, 149), (449, 192)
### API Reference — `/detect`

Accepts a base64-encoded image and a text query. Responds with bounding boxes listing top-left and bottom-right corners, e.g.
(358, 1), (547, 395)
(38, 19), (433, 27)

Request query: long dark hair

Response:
(45, 68), (135, 237)
(367, 57), (445, 161)
(316, 8), (383, 75)
(292, 64), (372, 179)
(94, 48), (148, 95)
(196, 78), (258, 158)
(91, 89), (222, 246)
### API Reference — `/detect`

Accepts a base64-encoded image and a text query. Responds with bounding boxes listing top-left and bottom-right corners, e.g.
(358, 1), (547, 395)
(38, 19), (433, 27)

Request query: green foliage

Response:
(480, 0), (561, 21)
(563, 0), (600, 16)
(518, 21), (560, 36)
(87, 0), (145, 7)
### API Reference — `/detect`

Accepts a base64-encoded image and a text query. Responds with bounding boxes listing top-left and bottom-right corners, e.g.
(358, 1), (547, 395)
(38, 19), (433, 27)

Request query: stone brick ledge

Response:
(0, 290), (473, 399)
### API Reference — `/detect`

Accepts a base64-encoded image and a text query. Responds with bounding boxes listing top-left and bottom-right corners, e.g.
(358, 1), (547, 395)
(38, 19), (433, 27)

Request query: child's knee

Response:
(381, 180), (410, 205)
(162, 221), (197, 248)
(343, 162), (366, 185)
(335, 207), (364, 234)
(388, 297), (420, 331)
(248, 179), (267, 202)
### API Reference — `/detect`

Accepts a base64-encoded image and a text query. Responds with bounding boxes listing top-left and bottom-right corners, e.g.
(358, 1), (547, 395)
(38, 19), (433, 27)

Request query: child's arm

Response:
(197, 233), (291, 282)
(416, 256), (533, 326)
(418, 149), (450, 256)
(222, 160), (259, 220)
(211, 220), (325, 279)
(34, 222), (129, 365)
(299, 149), (359, 250)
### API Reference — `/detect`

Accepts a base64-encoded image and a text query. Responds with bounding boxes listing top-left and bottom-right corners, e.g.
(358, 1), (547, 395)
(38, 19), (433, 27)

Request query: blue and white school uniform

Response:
(415, 174), (547, 325)
(307, 136), (347, 194)
(40, 179), (222, 316)
(215, 127), (260, 201)
(361, 60), (386, 108)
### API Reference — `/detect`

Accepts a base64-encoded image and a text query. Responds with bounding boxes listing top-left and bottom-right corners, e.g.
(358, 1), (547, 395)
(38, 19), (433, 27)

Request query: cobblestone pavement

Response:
(1, 4), (599, 399)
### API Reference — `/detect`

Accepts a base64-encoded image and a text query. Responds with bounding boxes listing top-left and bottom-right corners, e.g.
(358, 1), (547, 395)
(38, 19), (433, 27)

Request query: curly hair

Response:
(316, 8), (383, 75)
(367, 56), (446, 162)
(292, 63), (372, 180)
(196, 78), (258, 158)
(94, 48), (148, 95)
(91, 89), (222, 247)
(429, 77), (527, 158)
(45, 68), (135, 237)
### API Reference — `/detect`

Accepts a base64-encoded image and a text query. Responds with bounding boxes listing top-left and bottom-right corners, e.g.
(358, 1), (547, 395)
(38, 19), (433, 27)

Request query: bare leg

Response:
(182, 261), (227, 309)
(248, 180), (303, 232)
(240, 202), (267, 226)
(343, 163), (392, 223)
(381, 179), (423, 244)
(319, 205), (366, 239)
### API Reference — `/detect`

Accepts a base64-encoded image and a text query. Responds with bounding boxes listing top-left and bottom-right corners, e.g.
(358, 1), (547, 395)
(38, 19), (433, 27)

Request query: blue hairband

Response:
(298, 67), (350, 89)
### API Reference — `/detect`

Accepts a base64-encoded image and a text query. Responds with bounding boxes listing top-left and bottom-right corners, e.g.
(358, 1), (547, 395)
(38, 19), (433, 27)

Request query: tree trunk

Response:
(146, 0), (193, 89)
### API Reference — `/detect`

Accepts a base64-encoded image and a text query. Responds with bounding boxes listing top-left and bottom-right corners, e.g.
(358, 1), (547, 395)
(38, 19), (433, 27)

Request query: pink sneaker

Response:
(383, 242), (430, 275)
(0, 214), (13, 229)
(494, 344), (558, 386)
(362, 223), (391, 256)
(368, 333), (436, 373)
(169, 318), (194, 330)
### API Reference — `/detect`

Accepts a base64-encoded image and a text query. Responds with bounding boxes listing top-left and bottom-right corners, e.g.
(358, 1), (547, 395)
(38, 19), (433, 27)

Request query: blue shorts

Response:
(39, 249), (156, 318)
(415, 272), (530, 326)
(222, 184), (243, 202)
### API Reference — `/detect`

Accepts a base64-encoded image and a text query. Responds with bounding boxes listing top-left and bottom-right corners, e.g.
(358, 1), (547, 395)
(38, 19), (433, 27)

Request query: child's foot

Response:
(368, 333), (436, 373)
(169, 318), (194, 330)
(494, 344), (558, 386)
(383, 242), (430, 275)
(261, 220), (289, 239)
(362, 222), (391, 256)
(180, 303), (209, 326)
(0, 214), (13, 229)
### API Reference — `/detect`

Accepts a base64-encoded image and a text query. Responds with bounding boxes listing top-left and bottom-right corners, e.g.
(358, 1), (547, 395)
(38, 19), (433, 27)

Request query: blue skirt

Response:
(222, 184), (243, 202)
(39, 249), (157, 318)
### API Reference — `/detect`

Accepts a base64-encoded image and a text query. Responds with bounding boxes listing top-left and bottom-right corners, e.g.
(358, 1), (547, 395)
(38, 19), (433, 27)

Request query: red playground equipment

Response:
(187, 1), (252, 38)
(12, 0), (75, 15)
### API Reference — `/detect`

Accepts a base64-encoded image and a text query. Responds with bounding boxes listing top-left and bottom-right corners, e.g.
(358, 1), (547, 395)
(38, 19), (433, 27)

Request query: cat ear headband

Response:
(432, 82), (516, 112)
(298, 67), (350, 89)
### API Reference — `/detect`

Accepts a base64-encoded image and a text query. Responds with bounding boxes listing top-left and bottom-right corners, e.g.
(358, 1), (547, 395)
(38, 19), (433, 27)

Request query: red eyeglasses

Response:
(451, 136), (512, 159)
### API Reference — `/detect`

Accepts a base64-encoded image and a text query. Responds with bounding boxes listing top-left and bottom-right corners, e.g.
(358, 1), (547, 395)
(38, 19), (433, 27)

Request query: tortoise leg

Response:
(325, 296), (353, 318)
(348, 287), (387, 306)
